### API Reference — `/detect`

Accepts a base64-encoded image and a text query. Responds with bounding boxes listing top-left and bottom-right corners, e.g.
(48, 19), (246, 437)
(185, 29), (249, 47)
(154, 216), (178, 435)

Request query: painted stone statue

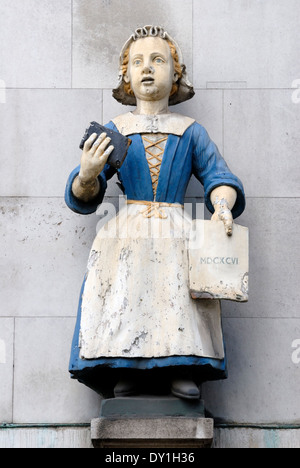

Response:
(65, 26), (245, 400)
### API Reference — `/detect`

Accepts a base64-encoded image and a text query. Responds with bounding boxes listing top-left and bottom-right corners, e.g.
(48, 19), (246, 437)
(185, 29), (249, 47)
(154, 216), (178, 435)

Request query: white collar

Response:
(112, 112), (195, 136)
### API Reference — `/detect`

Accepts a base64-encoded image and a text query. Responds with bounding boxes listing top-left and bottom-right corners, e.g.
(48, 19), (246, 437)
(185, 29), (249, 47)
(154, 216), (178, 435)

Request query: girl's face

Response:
(124, 36), (178, 102)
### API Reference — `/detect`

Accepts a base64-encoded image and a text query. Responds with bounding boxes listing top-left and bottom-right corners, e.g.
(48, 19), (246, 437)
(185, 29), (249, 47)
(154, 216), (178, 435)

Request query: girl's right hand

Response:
(79, 132), (114, 183)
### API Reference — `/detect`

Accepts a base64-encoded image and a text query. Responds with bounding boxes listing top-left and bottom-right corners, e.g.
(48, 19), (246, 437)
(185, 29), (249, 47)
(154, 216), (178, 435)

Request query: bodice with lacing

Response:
(141, 133), (168, 200)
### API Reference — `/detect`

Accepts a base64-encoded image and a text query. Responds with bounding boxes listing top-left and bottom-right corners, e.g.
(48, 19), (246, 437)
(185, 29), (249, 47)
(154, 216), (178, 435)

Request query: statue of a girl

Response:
(65, 26), (245, 400)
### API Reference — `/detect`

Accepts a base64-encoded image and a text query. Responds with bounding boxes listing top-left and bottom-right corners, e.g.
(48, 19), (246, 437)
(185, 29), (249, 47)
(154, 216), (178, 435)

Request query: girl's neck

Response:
(133, 97), (170, 116)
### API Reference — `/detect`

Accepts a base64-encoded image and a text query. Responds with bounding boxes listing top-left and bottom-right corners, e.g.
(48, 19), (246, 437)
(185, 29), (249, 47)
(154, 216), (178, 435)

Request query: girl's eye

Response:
(134, 59), (142, 66)
(155, 58), (164, 64)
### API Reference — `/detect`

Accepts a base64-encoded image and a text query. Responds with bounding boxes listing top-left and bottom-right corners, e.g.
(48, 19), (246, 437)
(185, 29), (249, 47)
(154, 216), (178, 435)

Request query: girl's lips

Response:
(141, 77), (155, 83)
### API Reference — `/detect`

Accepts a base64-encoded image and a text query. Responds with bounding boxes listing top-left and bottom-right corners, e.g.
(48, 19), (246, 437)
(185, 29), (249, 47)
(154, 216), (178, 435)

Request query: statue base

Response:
(91, 396), (214, 448)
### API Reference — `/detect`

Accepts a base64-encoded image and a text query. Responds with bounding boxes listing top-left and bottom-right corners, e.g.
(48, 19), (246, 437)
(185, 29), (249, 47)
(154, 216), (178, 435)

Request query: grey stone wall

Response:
(0, 0), (299, 446)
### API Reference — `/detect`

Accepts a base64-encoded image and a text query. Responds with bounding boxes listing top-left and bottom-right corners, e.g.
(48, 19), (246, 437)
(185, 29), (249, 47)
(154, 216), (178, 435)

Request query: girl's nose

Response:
(142, 65), (155, 74)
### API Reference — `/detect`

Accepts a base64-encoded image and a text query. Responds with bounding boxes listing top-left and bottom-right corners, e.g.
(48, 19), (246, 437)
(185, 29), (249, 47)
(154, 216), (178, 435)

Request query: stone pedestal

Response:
(91, 397), (214, 448)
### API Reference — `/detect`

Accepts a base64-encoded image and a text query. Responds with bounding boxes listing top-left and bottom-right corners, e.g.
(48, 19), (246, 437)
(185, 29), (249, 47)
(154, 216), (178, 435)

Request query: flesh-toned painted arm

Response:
(72, 132), (114, 202)
(210, 186), (237, 236)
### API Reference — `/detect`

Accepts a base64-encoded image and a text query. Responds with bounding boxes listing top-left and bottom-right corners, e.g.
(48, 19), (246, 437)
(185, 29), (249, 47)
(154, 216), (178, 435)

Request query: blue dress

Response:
(65, 120), (245, 397)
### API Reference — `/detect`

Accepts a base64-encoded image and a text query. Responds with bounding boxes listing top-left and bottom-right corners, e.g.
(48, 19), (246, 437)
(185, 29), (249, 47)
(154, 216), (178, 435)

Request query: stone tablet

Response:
(189, 220), (249, 302)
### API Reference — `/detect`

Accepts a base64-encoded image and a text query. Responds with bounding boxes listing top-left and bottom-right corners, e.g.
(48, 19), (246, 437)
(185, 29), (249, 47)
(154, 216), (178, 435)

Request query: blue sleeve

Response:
(64, 121), (117, 215)
(192, 124), (246, 219)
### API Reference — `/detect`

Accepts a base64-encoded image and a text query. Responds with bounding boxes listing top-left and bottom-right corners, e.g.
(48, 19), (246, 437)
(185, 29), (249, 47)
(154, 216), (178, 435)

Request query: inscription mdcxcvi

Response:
(200, 257), (239, 265)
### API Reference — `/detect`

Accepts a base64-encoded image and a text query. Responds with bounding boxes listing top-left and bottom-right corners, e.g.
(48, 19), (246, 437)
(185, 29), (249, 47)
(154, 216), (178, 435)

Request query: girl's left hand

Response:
(211, 200), (234, 236)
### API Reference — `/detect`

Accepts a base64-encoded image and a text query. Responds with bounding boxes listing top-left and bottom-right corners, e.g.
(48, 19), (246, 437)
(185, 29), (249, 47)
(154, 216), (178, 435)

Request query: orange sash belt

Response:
(126, 200), (183, 219)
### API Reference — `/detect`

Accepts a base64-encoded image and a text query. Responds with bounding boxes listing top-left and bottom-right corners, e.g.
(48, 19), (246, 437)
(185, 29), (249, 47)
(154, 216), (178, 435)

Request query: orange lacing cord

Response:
(142, 135), (168, 197)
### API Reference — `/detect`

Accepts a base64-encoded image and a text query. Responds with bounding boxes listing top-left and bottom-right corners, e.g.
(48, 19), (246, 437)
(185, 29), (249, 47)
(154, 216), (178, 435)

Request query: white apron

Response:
(79, 201), (225, 361)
